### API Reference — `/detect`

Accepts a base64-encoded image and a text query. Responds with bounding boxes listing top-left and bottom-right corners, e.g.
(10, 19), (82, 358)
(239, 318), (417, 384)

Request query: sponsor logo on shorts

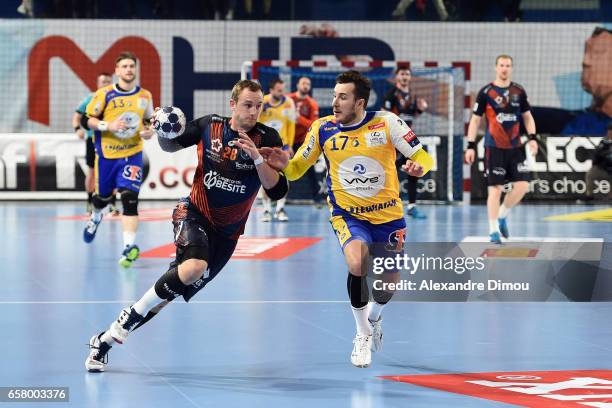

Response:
(517, 162), (530, 173)
(385, 228), (405, 252)
(122, 165), (143, 182)
(492, 167), (506, 176)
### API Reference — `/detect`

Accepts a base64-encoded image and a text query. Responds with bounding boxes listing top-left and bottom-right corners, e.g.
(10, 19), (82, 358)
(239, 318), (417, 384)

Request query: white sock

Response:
(368, 302), (385, 322)
(489, 219), (499, 234)
(100, 331), (116, 346)
(407, 203), (415, 210)
(132, 287), (164, 316)
(123, 231), (136, 247)
(276, 197), (286, 212)
(92, 209), (103, 223)
(499, 204), (510, 219)
(262, 196), (272, 212)
(352, 306), (372, 336)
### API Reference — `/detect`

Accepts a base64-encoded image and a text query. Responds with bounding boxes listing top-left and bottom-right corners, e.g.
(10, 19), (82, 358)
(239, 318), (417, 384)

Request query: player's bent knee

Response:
(92, 193), (114, 210)
(119, 189), (139, 216)
(178, 258), (208, 285)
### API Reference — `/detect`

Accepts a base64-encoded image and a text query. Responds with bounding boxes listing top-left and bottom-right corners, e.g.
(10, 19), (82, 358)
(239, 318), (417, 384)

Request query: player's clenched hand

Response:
(464, 149), (475, 165)
(416, 97), (428, 112)
(402, 160), (424, 177)
(233, 130), (259, 160)
(259, 147), (289, 170)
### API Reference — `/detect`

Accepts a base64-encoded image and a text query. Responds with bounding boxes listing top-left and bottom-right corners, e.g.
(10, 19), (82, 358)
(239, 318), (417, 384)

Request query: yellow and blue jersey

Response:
(86, 84), (154, 159)
(259, 95), (296, 148)
(284, 111), (433, 224)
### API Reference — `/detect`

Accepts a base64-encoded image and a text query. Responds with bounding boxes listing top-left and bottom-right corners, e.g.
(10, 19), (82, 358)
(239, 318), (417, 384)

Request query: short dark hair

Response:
(231, 79), (263, 102)
(115, 51), (137, 65)
(394, 65), (411, 75)
(268, 78), (284, 90)
(495, 54), (513, 65)
(98, 72), (112, 79)
(335, 70), (371, 107)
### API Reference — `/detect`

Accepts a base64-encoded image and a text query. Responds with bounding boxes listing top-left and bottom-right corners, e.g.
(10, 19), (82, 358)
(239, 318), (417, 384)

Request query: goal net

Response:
(243, 60), (466, 202)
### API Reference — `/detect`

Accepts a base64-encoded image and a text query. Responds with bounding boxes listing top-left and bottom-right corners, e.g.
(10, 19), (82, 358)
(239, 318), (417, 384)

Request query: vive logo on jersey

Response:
(496, 113), (517, 123)
(122, 165), (143, 182)
(366, 130), (386, 147)
(338, 156), (385, 198)
(202, 170), (247, 194)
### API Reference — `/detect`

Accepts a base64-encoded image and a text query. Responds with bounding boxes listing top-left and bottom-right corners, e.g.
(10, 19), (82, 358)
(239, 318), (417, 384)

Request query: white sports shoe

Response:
(369, 317), (383, 352)
(109, 307), (143, 344)
(275, 208), (289, 222)
(350, 333), (372, 368)
(261, 210), (272, 222)
(85, 333), (111, 372)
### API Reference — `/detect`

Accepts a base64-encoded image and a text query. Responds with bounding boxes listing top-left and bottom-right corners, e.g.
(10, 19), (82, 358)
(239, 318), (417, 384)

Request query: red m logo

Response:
(28, 35), (161, 126)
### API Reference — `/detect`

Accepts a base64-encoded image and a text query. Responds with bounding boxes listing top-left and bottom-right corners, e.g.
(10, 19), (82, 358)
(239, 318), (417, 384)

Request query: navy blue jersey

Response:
(473, 82), (531, 149)
(173, 115), (282, 239)
(382, 87), (421, 127)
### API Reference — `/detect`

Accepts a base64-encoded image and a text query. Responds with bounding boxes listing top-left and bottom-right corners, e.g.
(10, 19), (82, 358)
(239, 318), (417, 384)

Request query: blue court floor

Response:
(0, 201), (611, 407)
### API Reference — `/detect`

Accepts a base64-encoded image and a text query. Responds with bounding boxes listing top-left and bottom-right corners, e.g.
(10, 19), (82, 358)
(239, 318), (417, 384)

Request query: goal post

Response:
(243, 60), (466, 202)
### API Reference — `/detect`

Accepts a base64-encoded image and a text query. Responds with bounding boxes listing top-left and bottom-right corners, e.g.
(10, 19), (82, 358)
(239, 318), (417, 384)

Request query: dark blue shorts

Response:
(95, 152), (143, 197)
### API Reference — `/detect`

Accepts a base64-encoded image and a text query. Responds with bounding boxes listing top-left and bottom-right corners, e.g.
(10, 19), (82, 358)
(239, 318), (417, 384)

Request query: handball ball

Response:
(153, 106), (186, 139)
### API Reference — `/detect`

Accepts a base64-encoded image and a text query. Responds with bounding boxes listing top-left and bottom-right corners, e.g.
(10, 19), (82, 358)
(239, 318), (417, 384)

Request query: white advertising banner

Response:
(1, 20), (599, 133)
(0, 134), (196, 199)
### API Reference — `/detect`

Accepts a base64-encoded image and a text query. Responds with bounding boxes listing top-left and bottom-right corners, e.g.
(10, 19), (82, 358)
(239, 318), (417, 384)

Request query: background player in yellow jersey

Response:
(80, 51), (155, 267)
(258, 78), (296, 222)
(262, 71), (433, 368)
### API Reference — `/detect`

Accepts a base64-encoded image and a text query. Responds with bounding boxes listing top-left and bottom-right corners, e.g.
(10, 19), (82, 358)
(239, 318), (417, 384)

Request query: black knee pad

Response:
(91, 193), (114, 210)
(119, 188), (139, 216)
(154, 266), (187, 301)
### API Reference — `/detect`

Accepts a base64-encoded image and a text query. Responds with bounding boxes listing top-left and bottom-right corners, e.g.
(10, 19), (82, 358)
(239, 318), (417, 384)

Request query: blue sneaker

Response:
(118, 244), (140, 268)
(498, 218), (509, 239)
(83, 215), (103, 243)
(407, 206), (427, 219)
(489, 231), (502, 244)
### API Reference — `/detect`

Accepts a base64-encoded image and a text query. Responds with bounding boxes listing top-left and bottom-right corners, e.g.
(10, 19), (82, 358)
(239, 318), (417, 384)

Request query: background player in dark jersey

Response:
(465, 55), (538, 244)
(382, 67), (429, 219)
(85, 79), (288, 372)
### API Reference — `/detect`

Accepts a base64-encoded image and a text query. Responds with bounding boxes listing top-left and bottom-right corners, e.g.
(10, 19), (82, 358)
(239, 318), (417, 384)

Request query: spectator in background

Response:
(532, 27), (612, 136)
(244, 0), (272, 19)
(287, 76), (323, 207)
(391, 0), (450, 21)
(581, 123), (612, 203)
(503, 0), (522, 22)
